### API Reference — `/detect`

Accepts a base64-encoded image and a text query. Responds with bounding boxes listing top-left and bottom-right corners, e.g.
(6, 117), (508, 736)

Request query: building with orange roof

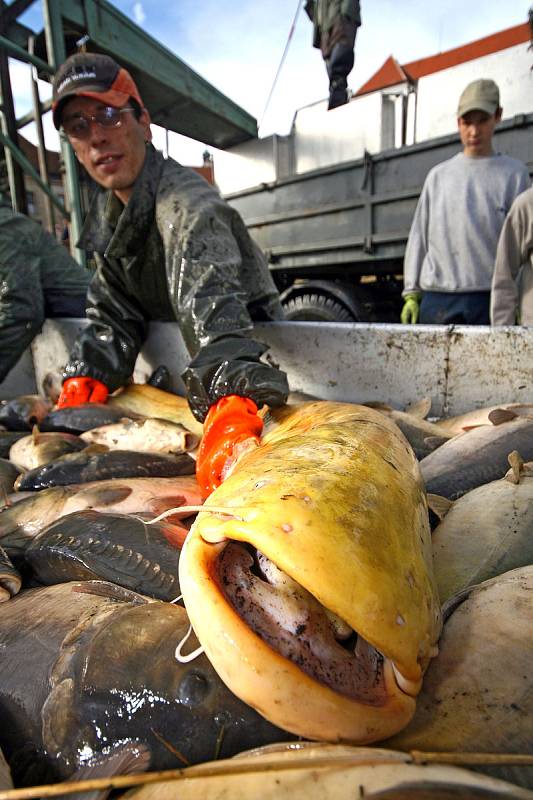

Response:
(216, 21), (533, 194)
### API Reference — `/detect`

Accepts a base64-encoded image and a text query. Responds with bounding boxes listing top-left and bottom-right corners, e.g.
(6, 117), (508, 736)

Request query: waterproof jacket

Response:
(65, 145), (289, 421)
(305, 0), (361, 49)
(0, 202), (90, 384)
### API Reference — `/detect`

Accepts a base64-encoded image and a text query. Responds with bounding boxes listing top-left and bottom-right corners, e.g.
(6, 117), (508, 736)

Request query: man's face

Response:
(62, 96), (151, 204)
(457, 109), (501, 157)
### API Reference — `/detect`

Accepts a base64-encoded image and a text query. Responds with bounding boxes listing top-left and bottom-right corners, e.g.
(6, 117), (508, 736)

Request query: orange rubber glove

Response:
(196, 395), (263, 498)
(57, 377), (109, 408)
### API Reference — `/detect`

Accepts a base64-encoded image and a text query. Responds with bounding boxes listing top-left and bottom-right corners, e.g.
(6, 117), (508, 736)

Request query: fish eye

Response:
(177, 671), (209, 707)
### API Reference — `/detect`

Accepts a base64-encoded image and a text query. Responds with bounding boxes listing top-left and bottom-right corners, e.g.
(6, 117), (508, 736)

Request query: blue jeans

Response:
(419, 291), (490, 325)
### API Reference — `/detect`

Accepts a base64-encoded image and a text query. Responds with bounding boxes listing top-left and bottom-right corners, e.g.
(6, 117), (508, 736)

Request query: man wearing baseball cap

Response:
(52, 52), (289, 497)
(401, 78), (530, 325)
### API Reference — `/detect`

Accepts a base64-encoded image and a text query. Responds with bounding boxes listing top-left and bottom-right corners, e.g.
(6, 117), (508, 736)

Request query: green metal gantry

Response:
(1, 0), (258, 262)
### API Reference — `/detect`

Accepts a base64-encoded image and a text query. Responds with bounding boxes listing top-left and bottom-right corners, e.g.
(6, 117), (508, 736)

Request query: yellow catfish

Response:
(179, 402), (441, 743)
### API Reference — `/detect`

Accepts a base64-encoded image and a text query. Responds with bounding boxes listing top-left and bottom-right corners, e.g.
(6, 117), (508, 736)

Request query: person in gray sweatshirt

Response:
(401, 79), (530, 325)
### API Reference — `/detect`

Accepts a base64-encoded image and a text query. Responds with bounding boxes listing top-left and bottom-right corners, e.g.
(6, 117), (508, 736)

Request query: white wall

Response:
(415, 42), (533, 141)
(213, 137), (278, 195)
(214, 41), (533, 194)
(293, 92), (383, 173)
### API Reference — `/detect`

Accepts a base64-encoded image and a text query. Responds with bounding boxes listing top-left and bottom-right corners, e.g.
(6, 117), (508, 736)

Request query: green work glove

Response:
(401, 292), (422, 324)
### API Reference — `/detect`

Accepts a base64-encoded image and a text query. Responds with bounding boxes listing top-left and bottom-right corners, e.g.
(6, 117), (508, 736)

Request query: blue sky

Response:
(9, 0), (531, 163)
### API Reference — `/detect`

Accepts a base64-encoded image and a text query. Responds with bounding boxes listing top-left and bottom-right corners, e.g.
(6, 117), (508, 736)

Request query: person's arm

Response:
(0, 223), (44, 383)
(159, 183), (288, 424)
(491, 204), (526, 326)
(403, 181), (430, 297)
(62, 256), (148, 391)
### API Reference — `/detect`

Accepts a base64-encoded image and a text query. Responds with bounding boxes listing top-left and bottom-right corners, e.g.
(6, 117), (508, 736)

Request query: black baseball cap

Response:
(52, 52), (144, 130)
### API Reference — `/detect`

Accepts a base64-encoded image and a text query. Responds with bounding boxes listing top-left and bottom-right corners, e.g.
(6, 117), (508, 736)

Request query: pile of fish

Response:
(0, 386), (531, 798)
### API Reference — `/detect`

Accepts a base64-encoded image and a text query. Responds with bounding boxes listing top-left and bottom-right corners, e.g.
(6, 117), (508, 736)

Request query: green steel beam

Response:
(4, 16), (32, 48)
(16, 97), (53, 128)
(43, 0), (85, 265)
(3, 0), (34, 25)
(0, 128), (69, 216)
(55, 0), (257, 148)
(0, 32), (53, 72)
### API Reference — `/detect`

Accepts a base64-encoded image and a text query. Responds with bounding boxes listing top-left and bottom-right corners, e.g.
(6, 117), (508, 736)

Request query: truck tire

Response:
(282, 293), (355, 322)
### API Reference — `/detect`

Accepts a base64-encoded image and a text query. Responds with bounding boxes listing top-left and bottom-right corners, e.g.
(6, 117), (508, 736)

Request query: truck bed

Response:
(1, 320), (531, 418)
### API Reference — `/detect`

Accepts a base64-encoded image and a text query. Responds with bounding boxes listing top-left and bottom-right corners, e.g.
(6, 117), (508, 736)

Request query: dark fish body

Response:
(40, 403), (138, 434)
(0, 433), (26, 459)
(0, 476), (202, 558)
(0, 459), (19, 496)
(0, 581), (292, 786)
(420, 417), (533, 499)
(0, 545), (20, 601)
(15, 449), (196, 491)
(0, 395), (51, 431)
(25, 510), (186, 600)
(147, 365), (171, 391)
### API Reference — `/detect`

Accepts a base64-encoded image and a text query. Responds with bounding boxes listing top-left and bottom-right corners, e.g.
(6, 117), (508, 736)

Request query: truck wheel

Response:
(282, 293), (355, 322)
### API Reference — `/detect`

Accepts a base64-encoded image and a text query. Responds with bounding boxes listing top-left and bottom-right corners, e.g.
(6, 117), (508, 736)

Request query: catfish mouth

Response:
(216, 542), (391, 706)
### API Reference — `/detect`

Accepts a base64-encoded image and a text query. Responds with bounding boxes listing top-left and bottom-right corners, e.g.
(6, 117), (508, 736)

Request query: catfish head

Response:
(180, 402), (442, 744)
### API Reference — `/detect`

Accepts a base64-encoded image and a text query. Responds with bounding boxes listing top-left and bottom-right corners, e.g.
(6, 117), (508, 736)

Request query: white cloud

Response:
(133, 2), (146, 26)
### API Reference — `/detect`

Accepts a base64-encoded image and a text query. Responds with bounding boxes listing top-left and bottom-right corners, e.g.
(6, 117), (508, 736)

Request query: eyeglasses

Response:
(62, 106), (135, 139)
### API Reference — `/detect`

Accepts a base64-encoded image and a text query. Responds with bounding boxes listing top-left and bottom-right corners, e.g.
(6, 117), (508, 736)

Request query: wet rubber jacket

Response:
(0, 201), (90, 384)
(65, 145), (289, 421)
(305, 0), (361, 50)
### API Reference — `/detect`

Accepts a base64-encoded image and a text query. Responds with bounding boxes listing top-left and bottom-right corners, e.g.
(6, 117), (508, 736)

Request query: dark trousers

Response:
(419, 291), (491, 325)
(326, 42), (355, 108)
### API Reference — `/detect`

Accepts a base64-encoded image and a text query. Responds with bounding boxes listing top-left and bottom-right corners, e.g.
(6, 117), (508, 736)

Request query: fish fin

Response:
(73, 580), (150, 604)
(460, 424), (488, 431)
(426, 493), (453, 519)
(423, 435), (450, 452)
(405, 397), (432, 419)
(76, 485), (133, 506)
(488, 408), (518, 425)
(442, 584), (476, 621)
(66, 743), (151, 800)
(505, 450), (525, 484)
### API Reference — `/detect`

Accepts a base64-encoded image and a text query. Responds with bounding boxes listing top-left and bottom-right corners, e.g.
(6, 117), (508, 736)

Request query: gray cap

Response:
(457, 79), (500, 118)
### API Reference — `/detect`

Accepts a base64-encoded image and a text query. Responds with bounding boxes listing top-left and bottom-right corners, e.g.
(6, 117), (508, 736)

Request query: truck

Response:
(222, 115), (533, 323)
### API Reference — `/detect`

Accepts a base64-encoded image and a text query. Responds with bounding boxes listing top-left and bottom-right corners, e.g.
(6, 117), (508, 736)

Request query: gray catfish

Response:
(25, 510), (188, 600)
(40, 403), (139, 434)
(0, 545), (20, 601)
(0, 458), (19, 496)
(0, 432), (26, 459)
(420, 415), (533, 499)
(368, 402), (453, 460)
(0, 581), (293, 787)
(81, 417), (199, 454)
(431, 459), (533, 601)
(0, 476), (202, 558)
(0, 747), (12, 791)
(387, 566), (533, 789)
(9, 430), (86, 471)
(15, 449), (196, 491)
(0, 395), (51, 431)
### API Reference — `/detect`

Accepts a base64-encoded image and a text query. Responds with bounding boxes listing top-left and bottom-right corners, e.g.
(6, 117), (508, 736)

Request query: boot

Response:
(328, 78), (348, 110)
